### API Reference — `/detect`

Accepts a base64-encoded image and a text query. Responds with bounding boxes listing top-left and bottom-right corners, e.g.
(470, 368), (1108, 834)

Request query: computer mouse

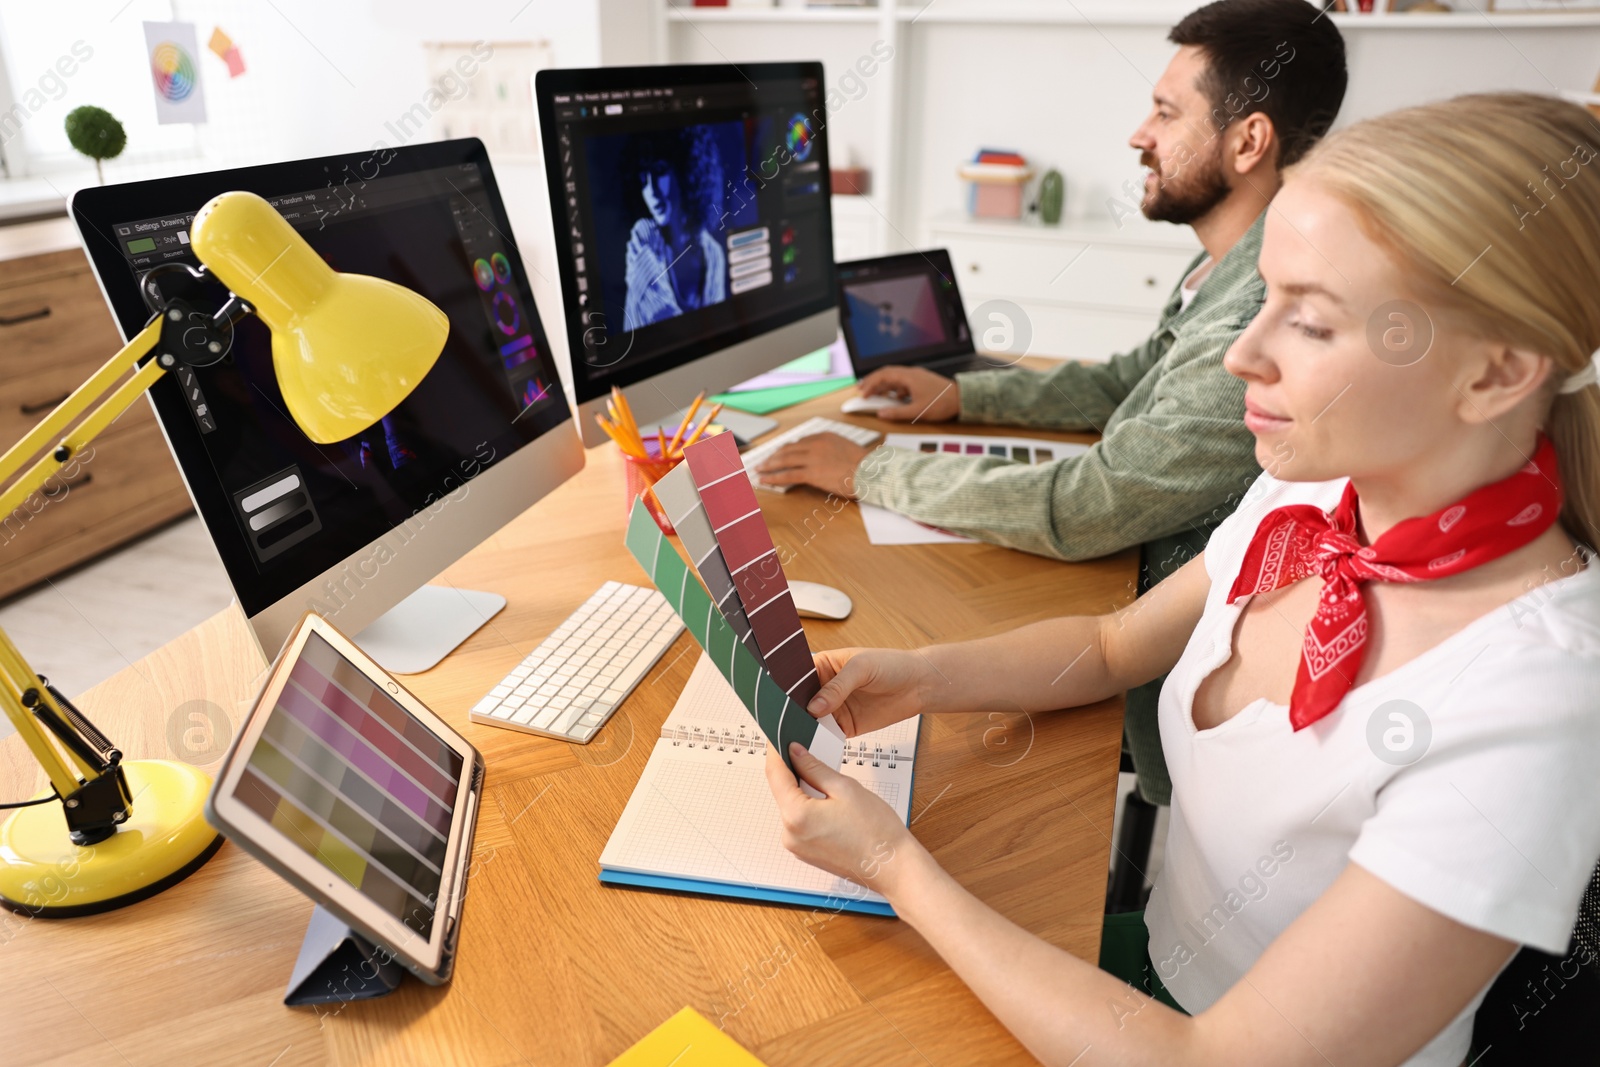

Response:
(789, 580), (853, 620)
(840, 394), (903, 415)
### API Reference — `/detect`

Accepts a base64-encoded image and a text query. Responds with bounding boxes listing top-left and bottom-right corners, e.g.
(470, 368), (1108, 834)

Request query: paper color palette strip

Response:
(651, 463), (761, 659)
(681, 432), (821, 708)
(624, 499), (844, 773)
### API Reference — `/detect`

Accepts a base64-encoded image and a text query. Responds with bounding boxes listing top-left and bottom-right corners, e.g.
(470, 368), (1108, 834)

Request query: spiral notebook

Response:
(599, 653), (920, 916)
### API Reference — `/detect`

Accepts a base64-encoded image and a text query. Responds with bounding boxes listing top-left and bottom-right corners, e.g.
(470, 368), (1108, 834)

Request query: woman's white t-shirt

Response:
(1143, 471), (1600, 1067)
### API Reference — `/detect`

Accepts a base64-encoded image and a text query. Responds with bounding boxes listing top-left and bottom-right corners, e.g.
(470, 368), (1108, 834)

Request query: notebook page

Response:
(601, 656), (917, 903)
(665, 653), (919, 765)
(598, 742), (906, 905)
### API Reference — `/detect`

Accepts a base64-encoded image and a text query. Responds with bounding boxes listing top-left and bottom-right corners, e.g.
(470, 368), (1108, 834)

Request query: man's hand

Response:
(858, 366), (960, 423)
(754, 432), (873, 497)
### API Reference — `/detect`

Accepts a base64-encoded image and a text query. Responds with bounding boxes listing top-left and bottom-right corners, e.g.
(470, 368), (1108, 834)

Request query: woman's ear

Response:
(1454, 342), (1555, 425)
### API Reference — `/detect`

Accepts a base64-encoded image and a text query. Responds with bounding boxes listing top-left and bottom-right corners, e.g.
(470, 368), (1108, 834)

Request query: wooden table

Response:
(0, 389), (1135, 1066)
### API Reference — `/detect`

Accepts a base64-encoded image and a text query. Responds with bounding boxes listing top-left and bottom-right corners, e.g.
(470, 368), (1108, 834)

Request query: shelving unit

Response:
(665, 4), (1600, 29)
(655, 0), (1600, 259)
(645, 0), (1600, 357)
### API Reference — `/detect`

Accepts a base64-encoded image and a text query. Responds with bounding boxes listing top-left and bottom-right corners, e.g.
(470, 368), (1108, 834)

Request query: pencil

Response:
(668, 391), (705, 456)
(612, 386), (638, 438)
(606, 389), (646, 454)
(681, 403), (723, 448)
(595, 413), (646, 458)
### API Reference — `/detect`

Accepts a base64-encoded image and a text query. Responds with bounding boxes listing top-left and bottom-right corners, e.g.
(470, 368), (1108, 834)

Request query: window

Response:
(0, 0), (197, 181)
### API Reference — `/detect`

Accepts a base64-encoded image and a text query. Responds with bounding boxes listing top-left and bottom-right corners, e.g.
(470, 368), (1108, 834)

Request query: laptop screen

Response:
(836, 249), (973, 371)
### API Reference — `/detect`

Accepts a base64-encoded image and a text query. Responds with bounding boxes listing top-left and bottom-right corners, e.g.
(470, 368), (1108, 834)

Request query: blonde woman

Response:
(764, 92), (1600, 1067)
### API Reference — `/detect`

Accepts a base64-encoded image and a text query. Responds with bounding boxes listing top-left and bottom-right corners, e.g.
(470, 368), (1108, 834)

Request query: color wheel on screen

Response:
(151, 42), (197, 101)
(785, 113), (813, 162)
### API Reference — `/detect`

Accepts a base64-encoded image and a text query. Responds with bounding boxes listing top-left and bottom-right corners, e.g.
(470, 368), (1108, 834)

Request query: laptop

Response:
(835, 249), (1014, 378)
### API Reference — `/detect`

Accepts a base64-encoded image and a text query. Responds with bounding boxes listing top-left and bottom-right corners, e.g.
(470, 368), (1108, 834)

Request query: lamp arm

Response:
(0, 631), (85, 801)
(0, 315), (165, 521)
(0, 312), (170, 841)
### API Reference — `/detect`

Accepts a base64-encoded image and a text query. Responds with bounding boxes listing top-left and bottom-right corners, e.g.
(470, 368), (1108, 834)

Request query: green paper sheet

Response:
(712, 375), (857, 415)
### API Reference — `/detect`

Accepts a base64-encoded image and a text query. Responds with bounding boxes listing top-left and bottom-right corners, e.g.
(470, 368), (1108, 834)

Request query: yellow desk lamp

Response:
(0, 191), (448, 916)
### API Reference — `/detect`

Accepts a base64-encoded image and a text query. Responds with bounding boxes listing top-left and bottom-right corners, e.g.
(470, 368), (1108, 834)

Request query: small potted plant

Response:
(65, 105), (126, 185)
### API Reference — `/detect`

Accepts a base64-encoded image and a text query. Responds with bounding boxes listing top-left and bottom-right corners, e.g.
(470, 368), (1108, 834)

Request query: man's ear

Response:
(1230, 112), (1278, 177)
(1455, 343), (1556, 425)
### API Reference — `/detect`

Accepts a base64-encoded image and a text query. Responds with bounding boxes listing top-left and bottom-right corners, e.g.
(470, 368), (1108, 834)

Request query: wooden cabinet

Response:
(0, 244), (193, 601)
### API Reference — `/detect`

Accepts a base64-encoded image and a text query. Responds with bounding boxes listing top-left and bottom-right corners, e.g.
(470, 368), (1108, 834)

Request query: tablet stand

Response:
(284, 904), (405, 1006)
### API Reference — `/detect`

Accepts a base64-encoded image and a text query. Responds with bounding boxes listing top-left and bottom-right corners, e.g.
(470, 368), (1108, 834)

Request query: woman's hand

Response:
(809, 647), (937, 737)
(764, 742), (923, 898)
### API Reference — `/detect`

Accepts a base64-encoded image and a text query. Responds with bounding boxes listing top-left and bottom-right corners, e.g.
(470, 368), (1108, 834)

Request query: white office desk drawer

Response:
(941, 233), (1196, 313)
(966, 298), (1158, 363)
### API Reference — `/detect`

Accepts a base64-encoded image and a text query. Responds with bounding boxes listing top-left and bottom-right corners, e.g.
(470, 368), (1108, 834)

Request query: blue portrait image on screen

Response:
(585, 122), (758, 332)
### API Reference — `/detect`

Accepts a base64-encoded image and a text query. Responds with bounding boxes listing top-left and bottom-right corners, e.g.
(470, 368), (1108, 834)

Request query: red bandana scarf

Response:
(1228, 435), (1563, 730)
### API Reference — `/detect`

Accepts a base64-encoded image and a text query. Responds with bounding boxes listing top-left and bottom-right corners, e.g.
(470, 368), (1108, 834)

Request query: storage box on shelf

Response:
(0, 232), (192, 601)
(926, 210), (1201, 362)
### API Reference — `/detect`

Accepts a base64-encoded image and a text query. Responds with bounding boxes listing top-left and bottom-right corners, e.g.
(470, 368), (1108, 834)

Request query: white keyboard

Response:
(742, 416), (883, 493)
(468, 581), (684, 743)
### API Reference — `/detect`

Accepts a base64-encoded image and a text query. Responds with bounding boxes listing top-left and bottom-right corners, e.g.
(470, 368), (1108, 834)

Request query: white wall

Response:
(143, 0), (606, 392)
(905, 17), (1600, 243)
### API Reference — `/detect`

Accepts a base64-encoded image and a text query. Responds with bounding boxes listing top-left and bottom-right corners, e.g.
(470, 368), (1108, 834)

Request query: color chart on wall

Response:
(651, 462), (761, 658)
(681, 432), (821, 709)
(234, 632), (463, 938)
(623, 500), (844, 774)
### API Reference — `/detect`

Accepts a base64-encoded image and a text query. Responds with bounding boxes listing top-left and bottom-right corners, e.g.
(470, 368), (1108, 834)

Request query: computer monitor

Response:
(71, 140), (584, 672)
(536, 62), (839, 447)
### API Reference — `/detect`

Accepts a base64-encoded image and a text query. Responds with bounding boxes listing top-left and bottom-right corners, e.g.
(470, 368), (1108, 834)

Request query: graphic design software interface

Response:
(550, 74), (832, 386)
(105, 161), (566, 615)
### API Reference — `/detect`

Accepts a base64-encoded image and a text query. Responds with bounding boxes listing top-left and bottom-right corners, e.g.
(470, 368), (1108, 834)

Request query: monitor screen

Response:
(538, 63), (837, 403)
(836, 250), (974, 370)
(72, 141), (570, 618)
(234, 630), (464, 939)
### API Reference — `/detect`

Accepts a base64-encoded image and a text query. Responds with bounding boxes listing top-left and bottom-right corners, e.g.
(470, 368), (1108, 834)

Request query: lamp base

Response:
(0, 759), (222, 917)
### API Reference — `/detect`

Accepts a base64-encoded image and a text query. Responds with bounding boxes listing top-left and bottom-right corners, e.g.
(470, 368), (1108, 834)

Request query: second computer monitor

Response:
(537, 63), (839, 447)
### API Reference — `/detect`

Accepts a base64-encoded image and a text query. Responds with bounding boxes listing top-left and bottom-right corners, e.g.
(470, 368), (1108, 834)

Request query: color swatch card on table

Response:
(859, 434), (1092, 547)
(624, 499), (844, 774)
(651, 462), (761, 660)
(886, 432), (1089, 465)
(681, 431), (821, 709)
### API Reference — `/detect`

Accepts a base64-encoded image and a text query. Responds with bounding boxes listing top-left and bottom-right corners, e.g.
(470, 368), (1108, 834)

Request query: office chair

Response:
(1467, 861), (1599, 1061)
(1106, 746), (1160, 914)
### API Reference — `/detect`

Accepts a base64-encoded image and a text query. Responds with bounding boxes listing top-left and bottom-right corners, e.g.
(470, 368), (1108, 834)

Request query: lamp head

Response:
(189, 191), (448, 444)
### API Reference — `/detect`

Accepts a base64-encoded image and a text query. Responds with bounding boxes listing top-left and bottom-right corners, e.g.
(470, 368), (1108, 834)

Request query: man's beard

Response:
(1141, 147), (1230, 225)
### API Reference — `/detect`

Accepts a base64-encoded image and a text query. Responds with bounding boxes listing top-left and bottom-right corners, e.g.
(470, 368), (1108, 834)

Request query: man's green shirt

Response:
(853, 212), (1267, 576)
(851, 213), (1269, 805)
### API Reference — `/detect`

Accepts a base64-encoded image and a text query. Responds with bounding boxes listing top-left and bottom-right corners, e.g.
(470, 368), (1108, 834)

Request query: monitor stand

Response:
(352, 585), (506, 675)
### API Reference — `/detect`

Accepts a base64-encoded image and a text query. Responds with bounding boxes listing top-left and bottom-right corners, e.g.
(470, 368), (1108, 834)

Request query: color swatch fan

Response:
(622, 431), (846, 777)
(681, 432), (822, 708)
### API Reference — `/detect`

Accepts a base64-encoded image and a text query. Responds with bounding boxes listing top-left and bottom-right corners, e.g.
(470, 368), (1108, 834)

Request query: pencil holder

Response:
(622, 434), (680, 535)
